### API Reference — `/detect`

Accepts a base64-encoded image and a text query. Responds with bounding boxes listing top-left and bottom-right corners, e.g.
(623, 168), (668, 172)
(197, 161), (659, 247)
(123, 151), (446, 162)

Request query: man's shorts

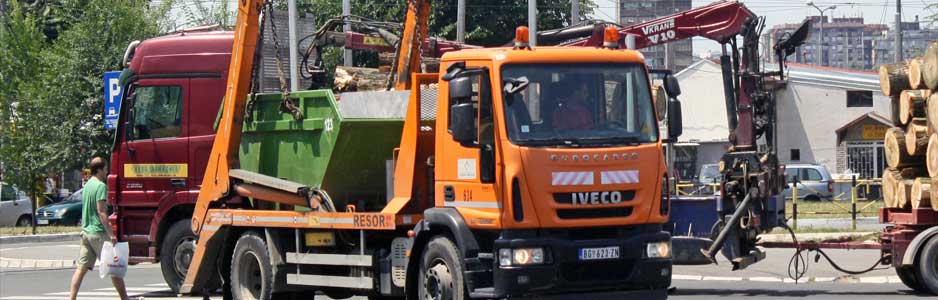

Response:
(77, 232), (107, 270)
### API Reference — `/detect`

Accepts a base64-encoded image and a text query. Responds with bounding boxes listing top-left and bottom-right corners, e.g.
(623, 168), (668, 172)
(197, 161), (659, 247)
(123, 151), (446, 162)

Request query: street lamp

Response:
(806, 1), (836, 66)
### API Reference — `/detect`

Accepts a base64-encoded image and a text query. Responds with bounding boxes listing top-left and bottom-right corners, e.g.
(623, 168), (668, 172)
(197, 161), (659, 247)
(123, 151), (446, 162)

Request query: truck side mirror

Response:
(663, 74), (681, 98)
(448, 76), (474, 99)
(449, 103), (476, 145)
(667, 98), (683, 141)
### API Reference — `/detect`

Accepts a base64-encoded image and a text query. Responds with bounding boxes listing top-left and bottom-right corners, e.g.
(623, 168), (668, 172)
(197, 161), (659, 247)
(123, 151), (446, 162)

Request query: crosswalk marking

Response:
(0, 283), (206, 300)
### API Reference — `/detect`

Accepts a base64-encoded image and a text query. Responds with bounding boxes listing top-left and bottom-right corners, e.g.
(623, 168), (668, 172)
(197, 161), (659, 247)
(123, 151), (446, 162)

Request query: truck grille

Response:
(553, 190), (635, 205)
(556, 207), (632, 219)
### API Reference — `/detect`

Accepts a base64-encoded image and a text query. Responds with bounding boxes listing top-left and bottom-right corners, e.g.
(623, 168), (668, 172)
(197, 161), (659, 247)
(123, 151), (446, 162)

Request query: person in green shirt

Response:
(68, 157), (135, 300)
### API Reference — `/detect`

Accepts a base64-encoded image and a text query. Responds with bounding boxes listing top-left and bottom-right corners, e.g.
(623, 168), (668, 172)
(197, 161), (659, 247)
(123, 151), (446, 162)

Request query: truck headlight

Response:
(499, 247), (545, 266)
(646, 241), (671, 259)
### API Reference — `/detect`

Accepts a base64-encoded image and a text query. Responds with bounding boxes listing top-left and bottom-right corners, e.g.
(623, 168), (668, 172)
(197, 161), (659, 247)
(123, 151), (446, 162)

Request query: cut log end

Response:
(886, 127), (923, 168)
(923, 41), (938, 90)
(908, 57), (924, 89)
(883, 169), (900, 208)
(879, 62), (911, 96)
(897, 179), (914, 209)
(905, 121), (929, 155)
(911, 178), (931, 209)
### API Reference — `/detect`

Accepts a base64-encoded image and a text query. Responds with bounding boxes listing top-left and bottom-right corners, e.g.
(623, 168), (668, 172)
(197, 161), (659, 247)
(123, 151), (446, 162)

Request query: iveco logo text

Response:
(641, 18), (675, 35)
(571, 191), (623, 205)
(551, 153), (638, 161)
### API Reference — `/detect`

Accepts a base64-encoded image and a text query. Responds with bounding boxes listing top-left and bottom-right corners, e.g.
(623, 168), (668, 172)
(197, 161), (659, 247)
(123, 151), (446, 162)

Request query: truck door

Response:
(116, 79), (190, 241)
(187, 77), (226, 195)
(436, 61), (501, 224)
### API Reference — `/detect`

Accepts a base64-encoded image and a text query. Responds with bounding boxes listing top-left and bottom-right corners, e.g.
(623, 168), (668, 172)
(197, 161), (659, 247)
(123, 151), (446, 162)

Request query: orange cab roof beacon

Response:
(603, 26), (619, 49)
(514, 26), (530, 49)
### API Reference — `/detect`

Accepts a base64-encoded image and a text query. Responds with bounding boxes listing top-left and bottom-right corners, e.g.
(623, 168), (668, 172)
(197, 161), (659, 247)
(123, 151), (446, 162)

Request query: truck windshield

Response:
(501, 63), (657, 147)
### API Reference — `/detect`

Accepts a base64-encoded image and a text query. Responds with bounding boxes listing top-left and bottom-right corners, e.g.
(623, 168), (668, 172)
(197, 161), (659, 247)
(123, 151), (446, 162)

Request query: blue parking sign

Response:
(103, 71), (122, 130)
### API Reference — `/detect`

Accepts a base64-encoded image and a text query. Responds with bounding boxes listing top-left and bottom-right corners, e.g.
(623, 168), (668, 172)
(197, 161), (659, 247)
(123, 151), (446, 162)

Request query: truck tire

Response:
(896, 266), (926, 293)
(160, 220), (197, 293)
(231, 231), (274, 300)
(418, 236), (467, 300)
(916, 236), (938, 294)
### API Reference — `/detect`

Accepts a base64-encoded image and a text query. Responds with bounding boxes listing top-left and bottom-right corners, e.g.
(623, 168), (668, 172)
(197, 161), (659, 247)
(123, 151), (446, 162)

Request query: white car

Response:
(0, 182), (33, 226)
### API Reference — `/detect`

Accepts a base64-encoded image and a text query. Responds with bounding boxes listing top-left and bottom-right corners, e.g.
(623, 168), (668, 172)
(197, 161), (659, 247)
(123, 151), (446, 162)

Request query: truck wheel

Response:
(896, 266), (926, 293)
(916, 236), (938, 294)
(418, 236), (466, 300)
(231, 231), (274, 300)
(160, 220), (197, 293)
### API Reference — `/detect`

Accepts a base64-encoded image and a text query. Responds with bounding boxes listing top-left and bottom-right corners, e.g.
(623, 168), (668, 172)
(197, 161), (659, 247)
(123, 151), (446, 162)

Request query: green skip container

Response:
(238, 89), (412, 212)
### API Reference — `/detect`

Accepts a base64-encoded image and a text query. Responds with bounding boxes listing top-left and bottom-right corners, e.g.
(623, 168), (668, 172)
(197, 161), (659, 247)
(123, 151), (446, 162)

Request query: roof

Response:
(765, 63), (881, 91)
(834, 112), (892, 143)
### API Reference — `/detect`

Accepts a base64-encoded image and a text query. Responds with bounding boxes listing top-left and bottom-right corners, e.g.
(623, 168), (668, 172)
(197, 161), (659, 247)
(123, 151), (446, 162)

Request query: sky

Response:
(591, 0), (938, 55)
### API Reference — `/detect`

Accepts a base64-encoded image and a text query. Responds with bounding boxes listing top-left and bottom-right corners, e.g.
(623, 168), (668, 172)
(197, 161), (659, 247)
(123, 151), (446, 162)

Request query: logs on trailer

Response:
(897, 179), (914, 209)
(931, 181), (938, 211)
(908, 57), (925, 89)
(900, 166), (927, 178)
(333, 66), (389, 92)
(912, 177), (932, 209)
(924, 41), (938, 90)
(883, 168), (901, 208)
(879, 62), (911, 96)
(906, 121), (930, 155)
(929, 134), (938, 177)
(886, 127), (924, 168)
(928, 93), (938, 133)
(899, 90), (931, 125)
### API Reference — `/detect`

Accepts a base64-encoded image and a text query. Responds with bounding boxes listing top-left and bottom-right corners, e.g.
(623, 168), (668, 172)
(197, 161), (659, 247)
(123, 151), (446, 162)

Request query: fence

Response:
(674, 176), (883, 231)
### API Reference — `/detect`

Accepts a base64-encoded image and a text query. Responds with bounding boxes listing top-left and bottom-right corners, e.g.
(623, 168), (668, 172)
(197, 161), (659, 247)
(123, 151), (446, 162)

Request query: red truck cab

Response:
(108, 30), (232, 291)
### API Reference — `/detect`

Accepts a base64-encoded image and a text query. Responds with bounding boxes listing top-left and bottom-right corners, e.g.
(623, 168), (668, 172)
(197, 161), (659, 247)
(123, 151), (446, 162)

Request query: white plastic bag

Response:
(99, 241), (129, 278)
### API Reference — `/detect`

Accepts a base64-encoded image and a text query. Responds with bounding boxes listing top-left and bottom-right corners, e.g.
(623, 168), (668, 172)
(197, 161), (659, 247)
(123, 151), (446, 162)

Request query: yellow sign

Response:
(124, 164), (187, 178)
(363, 36), (390, 46)
(862, 125), (889, 140)
(308, 216), (321, 226)
(304, 231), (336, 247)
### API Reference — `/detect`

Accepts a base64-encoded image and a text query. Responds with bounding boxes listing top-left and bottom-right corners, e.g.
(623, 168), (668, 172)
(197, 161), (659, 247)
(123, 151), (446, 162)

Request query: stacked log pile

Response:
(881, 41), (938, 211)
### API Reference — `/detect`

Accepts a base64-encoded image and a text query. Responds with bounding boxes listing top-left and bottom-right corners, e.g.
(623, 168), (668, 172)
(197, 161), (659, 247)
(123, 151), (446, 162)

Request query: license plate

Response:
(578, 246), (619, 261)
(36, 219), (49, 225)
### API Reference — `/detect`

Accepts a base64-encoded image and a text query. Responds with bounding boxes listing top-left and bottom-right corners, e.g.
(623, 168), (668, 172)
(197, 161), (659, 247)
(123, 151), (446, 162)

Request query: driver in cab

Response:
(552, 81), (593, 131)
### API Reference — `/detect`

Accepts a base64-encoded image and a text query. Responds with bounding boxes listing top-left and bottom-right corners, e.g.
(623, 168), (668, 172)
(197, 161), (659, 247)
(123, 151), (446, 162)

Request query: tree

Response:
(292, 0), (594, 86)
(0, 0), (164, 232)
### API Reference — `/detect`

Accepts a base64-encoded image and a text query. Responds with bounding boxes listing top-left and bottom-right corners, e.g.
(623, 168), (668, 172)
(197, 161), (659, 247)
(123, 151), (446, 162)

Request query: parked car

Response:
(36, 189), (82, 226)
(697, 163), (723, 185)
(0, 182), (33, 226)
(782, 163), (835, 201)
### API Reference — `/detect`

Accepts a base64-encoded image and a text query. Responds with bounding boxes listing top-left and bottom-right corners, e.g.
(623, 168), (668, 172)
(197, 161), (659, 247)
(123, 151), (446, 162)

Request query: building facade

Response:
(764, 16), (938, 71)
(619, 0), (693, 73)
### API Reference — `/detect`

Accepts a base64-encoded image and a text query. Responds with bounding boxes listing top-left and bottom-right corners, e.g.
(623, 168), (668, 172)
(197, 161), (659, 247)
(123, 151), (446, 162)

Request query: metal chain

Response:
(244, 4), (268, 122)
(264, 1), (303, 120)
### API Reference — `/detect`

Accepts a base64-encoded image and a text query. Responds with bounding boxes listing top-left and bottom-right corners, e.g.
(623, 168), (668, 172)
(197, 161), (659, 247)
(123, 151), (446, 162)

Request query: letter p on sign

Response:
(103, 71), (123, 130)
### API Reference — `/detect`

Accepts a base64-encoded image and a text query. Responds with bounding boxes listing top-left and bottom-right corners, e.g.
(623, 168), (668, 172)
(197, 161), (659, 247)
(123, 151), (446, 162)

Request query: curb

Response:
(0, 257), (75, 269)
(0, 232), (80, 244)
(672, 273), (904, 284)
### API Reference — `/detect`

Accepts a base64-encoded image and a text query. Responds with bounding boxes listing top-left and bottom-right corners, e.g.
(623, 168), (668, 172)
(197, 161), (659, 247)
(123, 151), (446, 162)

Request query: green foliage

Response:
(0, 0), (163, 198)
(291, 0), (593, 86)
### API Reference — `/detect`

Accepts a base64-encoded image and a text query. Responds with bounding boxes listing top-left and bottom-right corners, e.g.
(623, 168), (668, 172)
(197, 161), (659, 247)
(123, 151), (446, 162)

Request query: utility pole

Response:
(806, 2), (836, 66)
(457, 0), (465, 43)
(895, 0), (903, 61)
(528, 0), (537, 46)
(287, 0), (299, 91)
(571, 0), (580, 25)
(343, 0), (352, 66)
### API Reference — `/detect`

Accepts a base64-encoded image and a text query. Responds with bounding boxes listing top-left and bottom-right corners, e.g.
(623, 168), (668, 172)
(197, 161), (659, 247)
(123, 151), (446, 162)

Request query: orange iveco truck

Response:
(110, 1), (684, 299)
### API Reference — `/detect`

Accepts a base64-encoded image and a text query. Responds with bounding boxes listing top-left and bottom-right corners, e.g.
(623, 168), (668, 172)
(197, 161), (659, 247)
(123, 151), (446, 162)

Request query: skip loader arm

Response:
(181, 0), (264, 294)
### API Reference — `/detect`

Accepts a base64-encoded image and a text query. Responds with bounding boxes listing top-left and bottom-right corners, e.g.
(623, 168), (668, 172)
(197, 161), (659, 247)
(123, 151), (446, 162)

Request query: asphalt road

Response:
(0, 240), (932, 299)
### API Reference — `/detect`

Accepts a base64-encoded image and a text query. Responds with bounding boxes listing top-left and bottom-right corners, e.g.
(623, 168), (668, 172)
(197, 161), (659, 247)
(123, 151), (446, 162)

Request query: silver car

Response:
(782, 164), (834, 201)
(0, 182), (33, 226)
